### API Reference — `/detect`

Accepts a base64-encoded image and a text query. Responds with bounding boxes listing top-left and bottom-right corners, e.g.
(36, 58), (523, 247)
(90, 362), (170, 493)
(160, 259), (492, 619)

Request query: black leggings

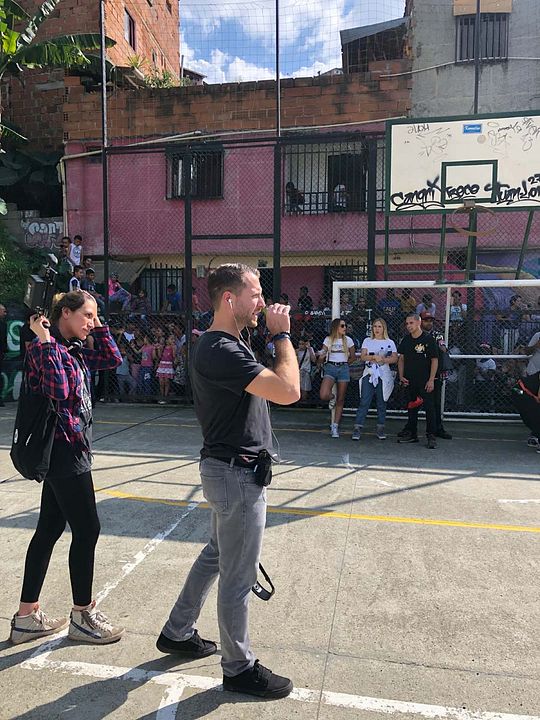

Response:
(20, 471), (100, 607)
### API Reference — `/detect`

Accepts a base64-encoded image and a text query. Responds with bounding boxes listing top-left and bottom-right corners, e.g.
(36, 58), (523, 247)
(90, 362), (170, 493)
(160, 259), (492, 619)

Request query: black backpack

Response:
(10, 370), (58, 483)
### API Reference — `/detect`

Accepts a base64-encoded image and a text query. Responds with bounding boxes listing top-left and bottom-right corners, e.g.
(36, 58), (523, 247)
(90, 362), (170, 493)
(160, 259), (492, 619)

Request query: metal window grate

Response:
(456, 13), (509, 63)
(167, 149), (224, 200)
(283, 140), (368, 215)
(139, 264), (183, 312)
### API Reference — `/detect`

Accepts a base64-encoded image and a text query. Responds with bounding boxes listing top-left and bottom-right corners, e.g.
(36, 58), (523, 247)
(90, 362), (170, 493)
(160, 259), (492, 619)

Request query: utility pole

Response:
(473, 0), (481, 114)
(99, 0), (109, 315)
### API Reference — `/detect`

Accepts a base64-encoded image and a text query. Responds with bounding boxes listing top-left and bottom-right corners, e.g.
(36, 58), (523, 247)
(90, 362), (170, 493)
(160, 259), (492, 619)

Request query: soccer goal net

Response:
(329, 280), (540, 419)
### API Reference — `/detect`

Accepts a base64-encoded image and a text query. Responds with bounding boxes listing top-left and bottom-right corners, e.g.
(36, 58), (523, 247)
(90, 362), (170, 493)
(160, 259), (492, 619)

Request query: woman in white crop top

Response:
(318, 318), (356, 438)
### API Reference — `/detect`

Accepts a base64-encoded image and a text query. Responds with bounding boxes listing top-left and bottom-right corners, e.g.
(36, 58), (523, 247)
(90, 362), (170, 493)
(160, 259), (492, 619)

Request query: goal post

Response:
(332, 279), (540, 419)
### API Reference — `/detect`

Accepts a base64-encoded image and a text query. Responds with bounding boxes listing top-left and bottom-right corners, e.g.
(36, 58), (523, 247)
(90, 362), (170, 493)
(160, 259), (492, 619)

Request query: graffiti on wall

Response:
(0, 320), (23, 402)
(0, 367), (22, 403)
(21, 218), (63, 249)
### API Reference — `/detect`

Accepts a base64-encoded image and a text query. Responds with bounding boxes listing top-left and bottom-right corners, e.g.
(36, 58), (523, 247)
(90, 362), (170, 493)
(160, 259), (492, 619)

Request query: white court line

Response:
(21, 501), (200, 670)
(498, 499), (540, 505)
(156, 677), (186, 720)
(341, 455), (396, 487)
(25, 657), (540, 720)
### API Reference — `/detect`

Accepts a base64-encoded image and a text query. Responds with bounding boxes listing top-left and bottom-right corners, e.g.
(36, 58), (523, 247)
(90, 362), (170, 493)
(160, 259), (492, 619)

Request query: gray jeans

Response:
(163, 457), (267, 677)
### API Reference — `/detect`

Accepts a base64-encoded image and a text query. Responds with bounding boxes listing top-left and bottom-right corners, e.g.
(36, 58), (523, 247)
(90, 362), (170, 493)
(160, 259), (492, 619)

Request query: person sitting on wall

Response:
(108, 272), (131, 311)
(285, 182), (304, 214)
(161, 284), (182, 313)
(80, 269), (105, 313)
(129, 289), (153, 318)
(69, 265), (84, 293)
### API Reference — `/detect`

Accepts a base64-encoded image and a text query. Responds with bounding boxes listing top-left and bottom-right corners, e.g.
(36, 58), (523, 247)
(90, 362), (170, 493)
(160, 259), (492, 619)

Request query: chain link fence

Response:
(332, 282), (540, 419)
(4, 130), (538, 421)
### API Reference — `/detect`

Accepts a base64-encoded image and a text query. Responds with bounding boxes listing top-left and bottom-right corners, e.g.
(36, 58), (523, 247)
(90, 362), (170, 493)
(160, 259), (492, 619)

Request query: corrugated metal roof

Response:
(340, 16), (409, 46)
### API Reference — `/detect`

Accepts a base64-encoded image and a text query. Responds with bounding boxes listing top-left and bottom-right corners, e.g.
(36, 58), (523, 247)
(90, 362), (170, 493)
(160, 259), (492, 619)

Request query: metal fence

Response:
(4, 130), (538, 423)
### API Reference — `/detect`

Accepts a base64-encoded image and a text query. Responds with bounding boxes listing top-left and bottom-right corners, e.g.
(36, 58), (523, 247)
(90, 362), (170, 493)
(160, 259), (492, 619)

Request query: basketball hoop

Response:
(449, 200), (499, 238)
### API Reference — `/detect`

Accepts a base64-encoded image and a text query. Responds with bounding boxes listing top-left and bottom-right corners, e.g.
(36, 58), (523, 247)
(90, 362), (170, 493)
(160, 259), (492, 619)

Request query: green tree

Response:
(0, 222), (43, 303)
(0, 0), (115, 212)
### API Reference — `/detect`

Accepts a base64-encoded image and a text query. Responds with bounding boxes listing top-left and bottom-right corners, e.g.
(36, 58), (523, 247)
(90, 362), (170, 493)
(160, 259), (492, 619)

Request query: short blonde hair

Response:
(371, 317), (389, 340)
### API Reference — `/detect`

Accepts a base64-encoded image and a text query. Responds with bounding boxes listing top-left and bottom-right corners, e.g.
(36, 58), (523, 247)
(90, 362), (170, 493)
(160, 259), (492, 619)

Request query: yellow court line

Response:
(95, 487), (540, 535)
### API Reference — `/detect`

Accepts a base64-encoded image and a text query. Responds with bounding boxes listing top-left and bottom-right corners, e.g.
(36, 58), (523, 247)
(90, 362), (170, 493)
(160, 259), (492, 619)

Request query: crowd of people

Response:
(3, 233), (540, 424)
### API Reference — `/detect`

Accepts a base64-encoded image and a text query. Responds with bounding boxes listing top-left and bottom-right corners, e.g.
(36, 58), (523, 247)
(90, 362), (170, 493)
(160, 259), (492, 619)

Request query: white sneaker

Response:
(10, 607), (68, 645)
(69, 601), (124, 645)
(331, 423), (340, 438)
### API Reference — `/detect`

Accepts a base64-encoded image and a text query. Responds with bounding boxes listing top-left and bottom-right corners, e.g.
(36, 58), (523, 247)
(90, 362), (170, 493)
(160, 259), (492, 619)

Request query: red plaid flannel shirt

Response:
(25, 326), (122, 447)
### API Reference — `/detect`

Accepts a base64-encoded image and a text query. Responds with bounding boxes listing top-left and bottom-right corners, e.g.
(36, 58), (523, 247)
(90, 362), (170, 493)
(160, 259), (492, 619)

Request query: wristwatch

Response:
(272, 332), (291, 342)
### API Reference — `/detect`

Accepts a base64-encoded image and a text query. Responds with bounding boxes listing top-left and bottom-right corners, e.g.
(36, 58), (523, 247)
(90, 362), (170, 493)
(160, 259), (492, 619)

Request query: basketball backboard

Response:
(385, 112), (540, 214)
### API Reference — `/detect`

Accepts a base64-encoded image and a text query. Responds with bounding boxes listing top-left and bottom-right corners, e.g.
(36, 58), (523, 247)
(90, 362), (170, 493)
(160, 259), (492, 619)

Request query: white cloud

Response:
(181, 31), (276, 83)
(227, 57), (275, 82)
(181, 0), (406, 83)
(291, 60), (340, 78)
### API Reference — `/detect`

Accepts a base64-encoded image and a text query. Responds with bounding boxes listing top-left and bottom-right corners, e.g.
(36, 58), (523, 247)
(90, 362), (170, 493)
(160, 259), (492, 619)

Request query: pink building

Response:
(65, 125), (539, 312)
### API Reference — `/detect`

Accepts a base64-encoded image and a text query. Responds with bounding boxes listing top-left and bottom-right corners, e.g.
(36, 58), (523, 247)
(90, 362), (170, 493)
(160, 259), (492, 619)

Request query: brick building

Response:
(59, 60), (415, 308)
(2, 0), (180, 151)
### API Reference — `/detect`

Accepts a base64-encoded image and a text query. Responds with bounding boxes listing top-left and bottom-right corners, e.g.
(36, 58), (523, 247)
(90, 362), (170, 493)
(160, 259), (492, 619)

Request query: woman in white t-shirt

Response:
(352, 318), (398, 441)
(318, 318), (356, 438)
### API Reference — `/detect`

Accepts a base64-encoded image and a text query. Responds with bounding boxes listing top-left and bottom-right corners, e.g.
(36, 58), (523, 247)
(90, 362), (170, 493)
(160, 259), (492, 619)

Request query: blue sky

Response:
(180, 0), (406, 83)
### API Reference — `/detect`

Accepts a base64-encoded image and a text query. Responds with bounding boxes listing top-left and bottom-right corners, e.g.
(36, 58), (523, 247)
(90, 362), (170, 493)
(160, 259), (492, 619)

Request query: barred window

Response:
(456, 13), (509, 63)
(167, 150), (224, 200)
(284, 141), (367, 215)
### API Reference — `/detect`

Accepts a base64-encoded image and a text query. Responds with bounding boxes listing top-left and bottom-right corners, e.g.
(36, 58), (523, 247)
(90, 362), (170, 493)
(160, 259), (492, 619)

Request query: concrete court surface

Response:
(0, 403), (539, 720)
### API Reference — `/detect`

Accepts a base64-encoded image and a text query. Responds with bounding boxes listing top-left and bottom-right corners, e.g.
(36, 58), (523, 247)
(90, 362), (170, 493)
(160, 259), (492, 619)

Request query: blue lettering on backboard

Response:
(463, 123), (482, 134)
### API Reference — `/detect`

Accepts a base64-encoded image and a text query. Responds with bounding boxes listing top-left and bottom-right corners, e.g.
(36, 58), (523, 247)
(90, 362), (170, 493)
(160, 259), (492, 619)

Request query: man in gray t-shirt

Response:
(156, 264), (300, 700)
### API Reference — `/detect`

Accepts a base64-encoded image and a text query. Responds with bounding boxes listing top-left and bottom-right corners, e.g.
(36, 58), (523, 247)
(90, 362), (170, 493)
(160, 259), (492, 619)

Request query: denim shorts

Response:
(323, 363), (350, 382)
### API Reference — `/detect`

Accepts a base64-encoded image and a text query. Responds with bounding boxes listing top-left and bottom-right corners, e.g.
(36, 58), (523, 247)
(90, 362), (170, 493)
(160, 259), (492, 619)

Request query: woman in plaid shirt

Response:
(10, 291), (125, 646)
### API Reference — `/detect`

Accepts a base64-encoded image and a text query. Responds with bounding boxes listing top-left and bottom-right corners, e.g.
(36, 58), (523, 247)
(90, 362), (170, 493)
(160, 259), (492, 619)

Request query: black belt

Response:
(205, 456), (257, 469)
(325, 361), (348, 365)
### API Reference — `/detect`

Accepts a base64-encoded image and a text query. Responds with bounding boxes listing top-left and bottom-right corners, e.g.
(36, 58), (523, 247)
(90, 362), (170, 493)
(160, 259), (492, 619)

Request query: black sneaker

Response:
(223, 659), (293, 699)
(436, 430), (452, 439)
(396, 427), (410, 438)
(156, 630), (217, 659)
(426, 435), (437, 449)
(397, 431), (418, 443)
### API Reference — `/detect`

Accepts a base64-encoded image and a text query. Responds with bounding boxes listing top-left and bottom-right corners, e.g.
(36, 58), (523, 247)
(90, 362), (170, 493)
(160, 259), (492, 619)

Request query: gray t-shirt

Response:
(191, 331), (273, 461)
